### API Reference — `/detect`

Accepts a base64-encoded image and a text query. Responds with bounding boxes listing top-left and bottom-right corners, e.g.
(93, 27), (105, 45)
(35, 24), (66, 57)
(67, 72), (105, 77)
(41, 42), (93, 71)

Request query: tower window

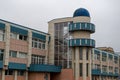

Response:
(79, 48), (83, 60)
(79, 63), (82, 76)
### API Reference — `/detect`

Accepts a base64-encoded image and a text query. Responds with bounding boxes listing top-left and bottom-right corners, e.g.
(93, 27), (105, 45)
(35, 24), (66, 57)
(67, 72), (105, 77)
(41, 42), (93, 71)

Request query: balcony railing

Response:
(69, 38), (95, 48)
(69, 22), (95, 33)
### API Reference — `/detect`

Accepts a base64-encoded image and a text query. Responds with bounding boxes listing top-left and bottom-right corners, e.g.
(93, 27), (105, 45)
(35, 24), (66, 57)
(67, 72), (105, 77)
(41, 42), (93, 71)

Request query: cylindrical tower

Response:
(69, 8), (95, 80)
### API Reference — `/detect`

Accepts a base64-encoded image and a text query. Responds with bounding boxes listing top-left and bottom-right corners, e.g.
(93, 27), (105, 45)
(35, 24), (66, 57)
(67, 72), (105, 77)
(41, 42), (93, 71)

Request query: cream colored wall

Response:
(73, 16), (90, 23)
(71, 31), (90, 39)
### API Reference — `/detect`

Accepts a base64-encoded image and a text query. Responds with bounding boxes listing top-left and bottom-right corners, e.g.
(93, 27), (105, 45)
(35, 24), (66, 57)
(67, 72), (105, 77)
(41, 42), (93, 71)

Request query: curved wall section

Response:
(69, 22), (95, 33)
(69, 38), (95, 47)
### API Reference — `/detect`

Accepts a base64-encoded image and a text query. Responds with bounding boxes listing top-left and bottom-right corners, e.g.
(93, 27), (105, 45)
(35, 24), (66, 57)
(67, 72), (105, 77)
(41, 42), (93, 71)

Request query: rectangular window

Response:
(0, 30), (4, 41)
(42, 43), (45, 49)
(9, 51), (17, 57)
(19, 52), (27, 58)
(86, 63), (89, 76)
(31, 55), (45, 64)
(17, 71), (25, 76)
(32, 38), (45, 50)
(10, 33), (17, 39)
(5, 70), (14, 75)
(86, 48), (89, 60)
(102, 54), (107, 61)
(0, 50), (4, 60)
(79, 63), (82, 76)
(79, 48), (83, 60)
(19, 35), (27, 41)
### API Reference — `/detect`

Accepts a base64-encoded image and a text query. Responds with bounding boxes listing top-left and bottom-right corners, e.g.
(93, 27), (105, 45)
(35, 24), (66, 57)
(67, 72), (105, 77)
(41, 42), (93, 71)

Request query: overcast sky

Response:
(0, 0), (120, 52)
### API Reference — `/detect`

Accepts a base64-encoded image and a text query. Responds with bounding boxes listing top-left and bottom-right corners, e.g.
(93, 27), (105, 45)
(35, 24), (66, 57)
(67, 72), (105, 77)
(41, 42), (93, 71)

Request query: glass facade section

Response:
(54, 22), (72, 68)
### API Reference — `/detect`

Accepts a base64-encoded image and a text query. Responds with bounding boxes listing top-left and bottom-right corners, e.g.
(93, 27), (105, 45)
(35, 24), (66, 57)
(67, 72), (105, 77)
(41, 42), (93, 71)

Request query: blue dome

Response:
(73, 8), (90, 17)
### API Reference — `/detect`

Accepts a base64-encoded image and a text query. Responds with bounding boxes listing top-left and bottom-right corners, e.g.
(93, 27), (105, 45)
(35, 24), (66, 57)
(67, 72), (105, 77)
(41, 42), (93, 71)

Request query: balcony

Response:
(29, 64), (62, 72)
(69, 22), (95, 33)
(69, 38), (95, 48)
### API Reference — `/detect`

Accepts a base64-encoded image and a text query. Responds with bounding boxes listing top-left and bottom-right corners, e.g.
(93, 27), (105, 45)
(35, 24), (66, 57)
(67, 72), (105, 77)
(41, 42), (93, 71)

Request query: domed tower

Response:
(69, 8), (95, 80)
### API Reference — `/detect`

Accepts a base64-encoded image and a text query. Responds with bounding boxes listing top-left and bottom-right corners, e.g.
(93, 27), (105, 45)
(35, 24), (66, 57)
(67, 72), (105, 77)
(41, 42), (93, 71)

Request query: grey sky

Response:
(0, 0), (120, 52)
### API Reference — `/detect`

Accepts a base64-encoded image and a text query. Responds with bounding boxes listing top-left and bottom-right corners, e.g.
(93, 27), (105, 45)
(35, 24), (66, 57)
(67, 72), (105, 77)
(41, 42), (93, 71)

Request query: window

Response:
(109, 66), (113, 71)
(0, 30), (4, 41)
(102, 65), (107, 72)
(5, 70), (14, 75)
(10, 33), (17, 39)
(19, 52), (27, 58)
(0, 50), (4, 60)
(19, 35), (27, 41)
(102, 54), (107, 61)
(79, 48), (83, 60)
(79, 63), (82, 76)
(9, 51), (17, 57)
(31, 55), (45, 64)
(114, 56), (118, 64)
(86, 48), (89, 60)
(94, 53), (100, 61)
(32, 38), (45, 49)
(17, 71), (25, 76)
(86, 63), (89, 76)
(115, 67), (118, 73)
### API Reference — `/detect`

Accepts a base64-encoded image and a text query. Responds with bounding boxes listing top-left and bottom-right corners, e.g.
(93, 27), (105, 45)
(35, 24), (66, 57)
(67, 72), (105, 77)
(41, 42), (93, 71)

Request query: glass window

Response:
(10, 33), (17, 39)
(102, 54), (107, 61)
(19, 52), (27, 58)
(79, 48), (83, 60)
(79, 63), (82, 76)
(5, 70), (14, 75)
(0, 30), (4, 41)
(86, 63), (89, 76)
(19, 35), (27, 41)
(0, 50), (4, 60)
(9, 51), (17, 57)
(31, 55), (45, 64)
(17, 71), (25, 76)
(86, 48), (89, 60)
(32, 38), (45, 49)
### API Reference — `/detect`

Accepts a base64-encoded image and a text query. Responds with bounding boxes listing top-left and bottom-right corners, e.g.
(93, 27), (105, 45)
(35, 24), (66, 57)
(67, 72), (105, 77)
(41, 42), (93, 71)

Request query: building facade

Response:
(0, 8), (119, 80)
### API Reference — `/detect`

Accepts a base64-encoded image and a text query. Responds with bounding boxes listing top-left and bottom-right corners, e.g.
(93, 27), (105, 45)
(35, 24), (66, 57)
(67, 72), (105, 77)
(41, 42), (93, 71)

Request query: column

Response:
(14, 70), (17, 80)
(2, 70), (5, 80)
(45, 35), (49, 64)
(83, 47), (86, 80)
(75, 47), (79, 80)
(89, 48), (92, 80)
(27, 30), (32, 67)
(25, 71), (28, 80)
(4, 23), (10, 66)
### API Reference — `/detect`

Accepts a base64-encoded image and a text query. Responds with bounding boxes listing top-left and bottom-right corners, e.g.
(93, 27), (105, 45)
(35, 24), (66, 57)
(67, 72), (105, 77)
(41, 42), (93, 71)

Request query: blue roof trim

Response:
(8, 62), (26, 70)
(94, 49), (100, 55)
(0, 19), (49, 35)
(0, 22), (5, 30)
(11, 26), (28, 36)
(29, 64), (62, 72)
(32, 32), (46, 41)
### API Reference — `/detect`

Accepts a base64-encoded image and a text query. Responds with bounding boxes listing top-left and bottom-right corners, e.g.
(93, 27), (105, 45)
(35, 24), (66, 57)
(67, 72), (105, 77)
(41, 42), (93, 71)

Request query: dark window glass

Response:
(80, 63), (82, 76)
(79, 48), (83, 60)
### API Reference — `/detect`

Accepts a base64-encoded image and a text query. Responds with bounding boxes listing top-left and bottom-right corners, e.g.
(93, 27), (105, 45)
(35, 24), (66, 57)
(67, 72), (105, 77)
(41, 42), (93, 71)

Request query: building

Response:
(0, 8), (119, 80)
